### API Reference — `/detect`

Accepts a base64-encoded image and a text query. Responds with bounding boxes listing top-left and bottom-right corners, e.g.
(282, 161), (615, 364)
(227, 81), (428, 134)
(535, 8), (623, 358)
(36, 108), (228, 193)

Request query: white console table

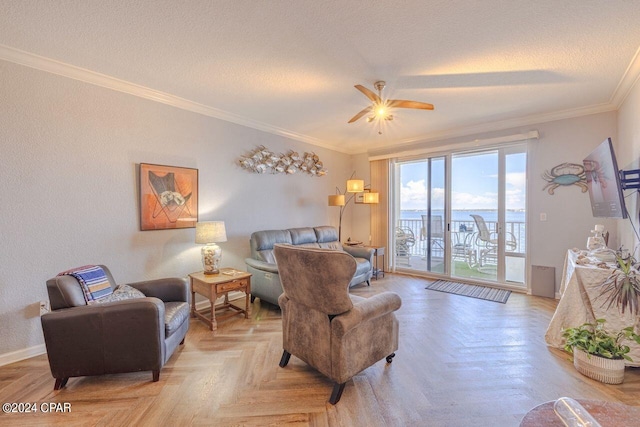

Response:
(545, 249), (640, 366)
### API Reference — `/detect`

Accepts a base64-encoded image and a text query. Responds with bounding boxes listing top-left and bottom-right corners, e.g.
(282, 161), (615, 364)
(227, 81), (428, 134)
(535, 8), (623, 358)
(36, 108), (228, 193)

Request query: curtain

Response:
(370, 159), (390, 271)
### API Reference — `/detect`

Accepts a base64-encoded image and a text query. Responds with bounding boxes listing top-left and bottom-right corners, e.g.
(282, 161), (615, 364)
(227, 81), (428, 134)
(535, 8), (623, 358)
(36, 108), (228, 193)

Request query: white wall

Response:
(528, 112), (619, 289)
(0, 60), (351, 359)
(356, 112), (619, 292)
(617, 78), (640, 254)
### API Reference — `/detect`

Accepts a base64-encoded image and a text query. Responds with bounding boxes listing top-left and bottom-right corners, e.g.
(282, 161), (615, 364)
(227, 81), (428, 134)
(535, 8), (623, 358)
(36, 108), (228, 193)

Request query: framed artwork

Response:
(139, 163), (198, 231)
(354, 189), (370, 204)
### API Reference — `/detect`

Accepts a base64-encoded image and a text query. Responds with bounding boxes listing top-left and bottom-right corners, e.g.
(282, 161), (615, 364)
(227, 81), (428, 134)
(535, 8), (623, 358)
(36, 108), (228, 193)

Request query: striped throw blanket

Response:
(58, 265), (113, 304)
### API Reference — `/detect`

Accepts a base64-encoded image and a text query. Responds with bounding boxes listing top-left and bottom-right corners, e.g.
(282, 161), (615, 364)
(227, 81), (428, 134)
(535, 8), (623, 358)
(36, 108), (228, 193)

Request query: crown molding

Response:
(0, 44), (630, 157)
(368, 131), (540, 161)
(0, 44), (350, 154)
(610, 45), (640, 108)
(363, 102), (617, 155)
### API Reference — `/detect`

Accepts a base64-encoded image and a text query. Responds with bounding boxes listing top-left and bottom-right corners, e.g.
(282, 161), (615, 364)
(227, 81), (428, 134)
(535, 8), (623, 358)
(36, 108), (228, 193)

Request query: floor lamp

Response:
(328, 194), (347, 241)
(328, 175), (378, 241)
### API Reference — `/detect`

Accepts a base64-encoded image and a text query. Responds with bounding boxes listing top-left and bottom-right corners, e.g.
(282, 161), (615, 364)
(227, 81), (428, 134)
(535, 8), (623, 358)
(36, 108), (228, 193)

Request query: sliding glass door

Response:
(504, 149), (527, 284)
(393, 145), (527, 287)
(396, 157), (445, 274)
(450, 150), (499, 281)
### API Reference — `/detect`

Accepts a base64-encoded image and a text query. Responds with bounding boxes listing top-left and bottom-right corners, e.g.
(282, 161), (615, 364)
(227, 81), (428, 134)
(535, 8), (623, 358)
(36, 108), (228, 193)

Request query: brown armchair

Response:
(41, 265), (189, 390)
(274, 245), (401, 404)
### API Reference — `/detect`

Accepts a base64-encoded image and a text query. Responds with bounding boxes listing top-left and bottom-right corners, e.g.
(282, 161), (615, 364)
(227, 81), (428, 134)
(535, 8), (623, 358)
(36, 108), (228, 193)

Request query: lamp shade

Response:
(363, 192), (379, 204)
(195, 221), (227, 244)
(328, 194), (346, 206)
(346, 179), (365, 193)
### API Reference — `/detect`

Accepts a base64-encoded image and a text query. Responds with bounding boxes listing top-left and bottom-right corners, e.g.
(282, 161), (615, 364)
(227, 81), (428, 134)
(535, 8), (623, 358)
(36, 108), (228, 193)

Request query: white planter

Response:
(573, 347), (626, 384)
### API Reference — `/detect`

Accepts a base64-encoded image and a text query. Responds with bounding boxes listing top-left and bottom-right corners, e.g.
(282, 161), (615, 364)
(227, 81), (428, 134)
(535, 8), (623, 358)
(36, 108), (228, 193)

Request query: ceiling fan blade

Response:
(348, 106), (373, 123)
(354, 85), (381, 103)
(387, 99), (434, 110)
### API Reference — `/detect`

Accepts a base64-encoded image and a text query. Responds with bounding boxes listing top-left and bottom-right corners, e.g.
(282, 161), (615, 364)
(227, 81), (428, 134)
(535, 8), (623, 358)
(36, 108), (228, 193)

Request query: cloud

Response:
(451, 192), (496, 210)
(400, 180), (430, 210)
(401, 174), (526, 211)
(402, 179), (496, 210)
(506, 172), (526, 189)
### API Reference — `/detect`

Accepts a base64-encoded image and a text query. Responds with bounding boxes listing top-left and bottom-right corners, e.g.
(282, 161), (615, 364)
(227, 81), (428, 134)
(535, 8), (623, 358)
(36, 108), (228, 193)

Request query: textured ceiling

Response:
(2, 0), (640, 154)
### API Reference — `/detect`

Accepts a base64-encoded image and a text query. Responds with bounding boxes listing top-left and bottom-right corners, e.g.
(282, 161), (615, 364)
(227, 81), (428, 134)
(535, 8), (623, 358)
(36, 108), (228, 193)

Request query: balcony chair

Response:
(274, 245), (401, 404)
(470, 214), (517, 267)
(420, 214), (445, 258)
(41, 265), (190, 390)
(451, 230), (478, 267)
(395, 226), (416, 267)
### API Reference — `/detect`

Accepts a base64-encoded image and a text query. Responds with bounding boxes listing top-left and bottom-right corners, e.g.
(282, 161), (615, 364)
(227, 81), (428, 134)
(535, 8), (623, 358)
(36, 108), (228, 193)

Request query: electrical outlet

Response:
(39, 300), (50, 316)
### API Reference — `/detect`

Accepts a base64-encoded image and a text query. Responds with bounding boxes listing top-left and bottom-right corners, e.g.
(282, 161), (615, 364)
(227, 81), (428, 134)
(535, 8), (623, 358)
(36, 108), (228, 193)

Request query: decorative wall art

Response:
(541, 162), (588, 195)
(139, 163), (198, 230)
(238, 145), (327, 176)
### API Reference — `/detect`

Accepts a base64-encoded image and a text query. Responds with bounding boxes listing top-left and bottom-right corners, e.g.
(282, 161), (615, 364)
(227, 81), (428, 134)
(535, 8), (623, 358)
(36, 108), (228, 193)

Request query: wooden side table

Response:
(189, 270), (252, 331)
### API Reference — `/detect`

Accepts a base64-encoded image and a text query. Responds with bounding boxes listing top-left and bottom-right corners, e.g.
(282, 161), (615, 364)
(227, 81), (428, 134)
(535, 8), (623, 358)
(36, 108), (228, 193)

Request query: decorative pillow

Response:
(95, 284), (146, 304)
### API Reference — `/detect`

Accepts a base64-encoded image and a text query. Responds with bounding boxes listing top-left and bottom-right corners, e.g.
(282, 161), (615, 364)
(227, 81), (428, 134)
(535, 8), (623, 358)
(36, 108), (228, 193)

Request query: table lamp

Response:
(195, 221), (227, 274)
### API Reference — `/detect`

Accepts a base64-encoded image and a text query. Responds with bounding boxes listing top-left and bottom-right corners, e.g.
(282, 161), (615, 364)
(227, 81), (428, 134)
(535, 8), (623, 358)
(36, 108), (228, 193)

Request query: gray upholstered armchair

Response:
(41, 265), (189, 390)
(274, 245), (401, 404)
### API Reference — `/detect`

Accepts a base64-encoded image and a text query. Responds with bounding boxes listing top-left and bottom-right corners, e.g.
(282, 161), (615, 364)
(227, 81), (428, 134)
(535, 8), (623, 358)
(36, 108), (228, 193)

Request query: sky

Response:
(400, 151), (527, 211)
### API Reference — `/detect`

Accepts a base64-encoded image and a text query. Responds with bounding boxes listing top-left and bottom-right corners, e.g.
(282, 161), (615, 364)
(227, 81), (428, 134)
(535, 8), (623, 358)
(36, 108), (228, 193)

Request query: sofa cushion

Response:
(46, 275), (90, 309)
(318, 241), (342, 250)
(164, 302), (190, 338)
(253, 230), (292, 251)
(96, 284), (145, 304)
(289, 227), (318, 245)
(252, 230), (293, 263)
(314, 226), (339, 243)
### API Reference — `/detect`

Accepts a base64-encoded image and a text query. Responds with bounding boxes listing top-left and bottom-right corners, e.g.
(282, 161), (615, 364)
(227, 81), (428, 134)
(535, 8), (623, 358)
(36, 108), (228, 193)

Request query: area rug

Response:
(425, 279), (511, 304)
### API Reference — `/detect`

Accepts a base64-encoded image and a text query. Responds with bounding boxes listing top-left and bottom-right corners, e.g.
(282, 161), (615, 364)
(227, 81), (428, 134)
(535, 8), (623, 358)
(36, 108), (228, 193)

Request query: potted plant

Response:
(562, 319), (640, 384)
(599, 248), (640, 315)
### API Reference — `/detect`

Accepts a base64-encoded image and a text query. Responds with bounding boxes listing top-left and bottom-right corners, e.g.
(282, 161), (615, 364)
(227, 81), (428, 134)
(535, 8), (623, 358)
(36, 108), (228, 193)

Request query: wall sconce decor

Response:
(239, 145), (327, 176)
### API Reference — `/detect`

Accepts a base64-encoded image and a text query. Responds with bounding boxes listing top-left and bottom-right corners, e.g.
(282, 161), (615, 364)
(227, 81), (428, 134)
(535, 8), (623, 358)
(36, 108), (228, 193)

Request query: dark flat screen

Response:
(583, 138), (627, 218)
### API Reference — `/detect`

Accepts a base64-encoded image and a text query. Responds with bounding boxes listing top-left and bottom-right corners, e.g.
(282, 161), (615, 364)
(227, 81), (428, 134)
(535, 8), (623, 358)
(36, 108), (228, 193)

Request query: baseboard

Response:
(0, 344), (46, 367)
(0, 293), (246, 367)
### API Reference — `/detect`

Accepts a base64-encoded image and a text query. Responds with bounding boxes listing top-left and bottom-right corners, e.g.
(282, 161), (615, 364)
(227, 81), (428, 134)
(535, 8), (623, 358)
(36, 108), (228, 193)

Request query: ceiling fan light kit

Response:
(348, 80), (434, 134)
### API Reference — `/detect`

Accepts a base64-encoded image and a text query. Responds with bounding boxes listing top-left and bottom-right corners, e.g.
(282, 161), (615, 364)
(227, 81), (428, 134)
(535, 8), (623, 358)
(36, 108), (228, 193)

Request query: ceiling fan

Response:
(348, 81), (434, 134)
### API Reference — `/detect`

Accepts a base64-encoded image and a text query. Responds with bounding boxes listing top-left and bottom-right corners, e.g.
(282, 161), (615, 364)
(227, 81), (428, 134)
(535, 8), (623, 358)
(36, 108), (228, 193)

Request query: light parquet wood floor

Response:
(2, 274), (640, 426)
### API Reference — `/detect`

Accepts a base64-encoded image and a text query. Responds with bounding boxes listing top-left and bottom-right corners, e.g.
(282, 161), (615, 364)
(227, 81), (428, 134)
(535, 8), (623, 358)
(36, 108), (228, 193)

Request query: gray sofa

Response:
(245, 226), (374, 306)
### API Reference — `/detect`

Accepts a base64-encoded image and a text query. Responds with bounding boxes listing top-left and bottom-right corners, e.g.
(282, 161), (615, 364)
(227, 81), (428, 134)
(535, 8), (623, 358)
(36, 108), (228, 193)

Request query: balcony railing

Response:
(395, 218), (526, 262)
